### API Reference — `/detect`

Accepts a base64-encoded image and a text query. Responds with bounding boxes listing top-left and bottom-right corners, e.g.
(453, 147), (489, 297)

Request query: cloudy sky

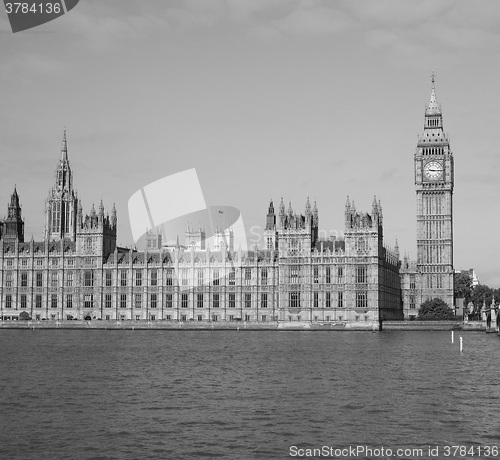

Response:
(1, 0), (500, 286)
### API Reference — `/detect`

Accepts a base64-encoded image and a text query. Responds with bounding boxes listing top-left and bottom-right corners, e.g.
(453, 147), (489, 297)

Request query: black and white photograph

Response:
(1, 1), (499, 459)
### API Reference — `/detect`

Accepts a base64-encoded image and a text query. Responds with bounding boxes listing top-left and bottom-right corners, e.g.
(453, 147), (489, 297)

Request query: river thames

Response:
(0, 330), (499, 459)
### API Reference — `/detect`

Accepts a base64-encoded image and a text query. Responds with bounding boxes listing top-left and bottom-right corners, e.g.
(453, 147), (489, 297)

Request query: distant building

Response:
(455, 268), (479, 287)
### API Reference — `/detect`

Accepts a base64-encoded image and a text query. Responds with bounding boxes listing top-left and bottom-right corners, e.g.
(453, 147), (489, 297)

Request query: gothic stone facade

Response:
(0, 133), (403, 325)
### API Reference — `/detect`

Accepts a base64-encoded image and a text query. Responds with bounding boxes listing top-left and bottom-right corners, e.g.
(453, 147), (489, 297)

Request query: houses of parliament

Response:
(0, 79), (454, 325)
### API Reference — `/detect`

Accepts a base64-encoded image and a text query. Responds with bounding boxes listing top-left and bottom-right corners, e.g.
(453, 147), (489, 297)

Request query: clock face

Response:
(423, 161), (443, 180)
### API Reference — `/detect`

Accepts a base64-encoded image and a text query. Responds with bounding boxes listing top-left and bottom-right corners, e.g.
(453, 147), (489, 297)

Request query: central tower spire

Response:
(44, 129), (78, 241)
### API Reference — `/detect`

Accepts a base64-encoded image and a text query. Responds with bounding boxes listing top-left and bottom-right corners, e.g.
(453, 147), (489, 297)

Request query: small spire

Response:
(305, 196), (311, 214)
(111, 203), (117, 226)
(312, 200), (318, 225)
(288, 201), (293, 215)
(279, 197), (285, 215)
(10, 186), (20, 207)
(426, 73), (440, 115)
(61, 128), (68, 162)
(99, 199), (104, 216)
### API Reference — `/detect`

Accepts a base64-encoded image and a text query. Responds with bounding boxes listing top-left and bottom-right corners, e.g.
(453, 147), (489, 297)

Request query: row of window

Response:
(2, 258), (93, 268)
(293, 291), (367, 309)
(3, 293), (262, 310)
(5, 294), (74, 309)
(1, 265), (373, 288)
(3, 291), (370, 309)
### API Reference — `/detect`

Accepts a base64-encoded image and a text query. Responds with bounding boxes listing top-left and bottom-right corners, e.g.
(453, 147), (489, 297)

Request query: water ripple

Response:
(1, 330), (499, 459)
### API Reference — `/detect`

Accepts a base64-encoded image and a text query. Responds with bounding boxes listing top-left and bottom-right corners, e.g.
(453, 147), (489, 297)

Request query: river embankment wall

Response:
(0, 320), (487, 331)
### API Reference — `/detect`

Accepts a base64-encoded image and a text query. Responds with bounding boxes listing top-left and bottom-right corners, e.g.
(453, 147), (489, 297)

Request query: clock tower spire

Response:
(414, 75), (454, 308)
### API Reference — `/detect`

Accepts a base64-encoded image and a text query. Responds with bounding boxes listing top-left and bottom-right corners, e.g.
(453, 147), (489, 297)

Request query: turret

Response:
(345, 196), (351, 227)
(77, 201), (117, 258)
(279, 197), (286, 228)
(372, 195), (378, 219)
(266, 199), (276, 230)
(2, 186), (24, 242)
(305, 196), (311, 219)
(111, 203), (117, 229)
(311, 199), (319, 246)
(146, 227), (162, 250)
(77, 199), (83, 225)
(264, 200), (278, 251)
(185, 225), (206, 250)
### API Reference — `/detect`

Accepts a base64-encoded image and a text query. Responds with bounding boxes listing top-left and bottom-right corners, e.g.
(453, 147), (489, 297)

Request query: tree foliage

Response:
(454, 272), (473, 303)
(493, 288), (500, 307)
(463, 284), (497, 320)
(470, 284), (493, 310)
(418, 298), (455, 320)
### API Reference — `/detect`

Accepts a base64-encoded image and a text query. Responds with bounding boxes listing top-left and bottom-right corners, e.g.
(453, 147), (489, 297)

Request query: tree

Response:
(470, 284), (493, 310)
(454, 272), (473, 304)
(493, 288), (500, 307)
(418, 298), (455, 320)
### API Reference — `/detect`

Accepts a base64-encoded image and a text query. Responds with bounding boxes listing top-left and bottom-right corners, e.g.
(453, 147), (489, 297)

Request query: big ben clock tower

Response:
(415, 75), (454, 307)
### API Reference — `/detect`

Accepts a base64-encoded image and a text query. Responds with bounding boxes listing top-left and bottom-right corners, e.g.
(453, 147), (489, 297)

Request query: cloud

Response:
(270, 5), (355, 36)
(0, 52), (64, 75)
(344, 0), (457, 29)
(421, 22), (500, 52)
(80, 1), (358, 39)
(58, 2), (172, 50)
(4, 0), (500, 52)
(367, 28), (424, 58)
(355, 0), (500, 58)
